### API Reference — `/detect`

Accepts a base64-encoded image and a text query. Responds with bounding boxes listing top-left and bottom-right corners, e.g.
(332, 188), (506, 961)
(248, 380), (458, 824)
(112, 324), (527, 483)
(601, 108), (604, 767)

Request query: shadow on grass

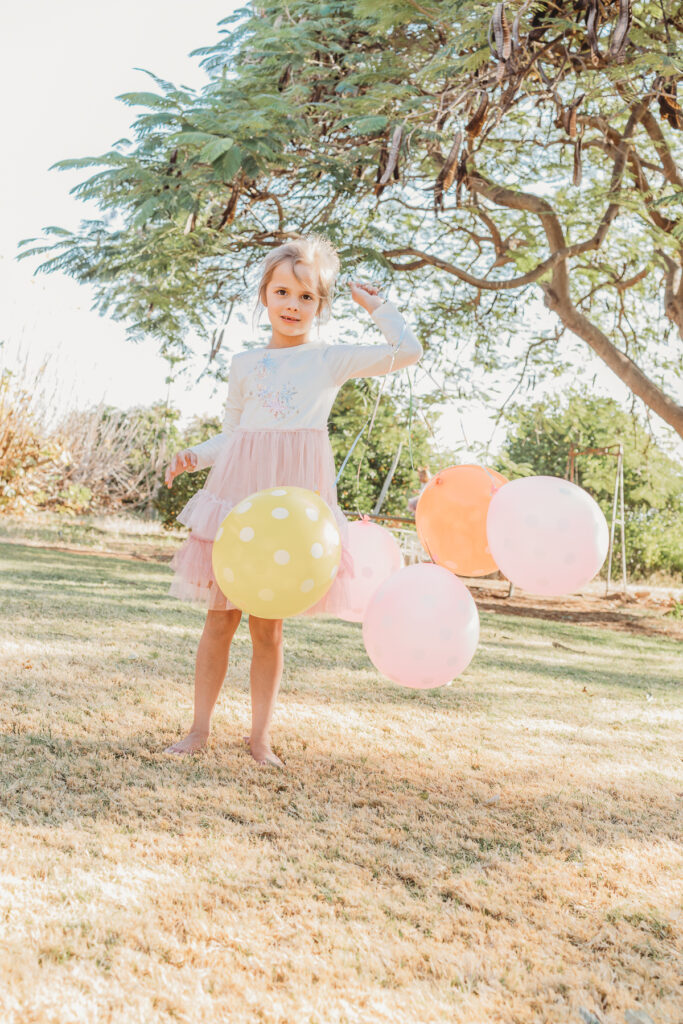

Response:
(475, 597), (676, 640)
(2, 540), (681, 943)
(0, 727), (679, 871)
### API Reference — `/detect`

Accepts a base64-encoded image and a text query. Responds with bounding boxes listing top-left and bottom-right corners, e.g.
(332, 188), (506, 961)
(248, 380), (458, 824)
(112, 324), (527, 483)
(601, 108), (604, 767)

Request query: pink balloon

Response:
(337, 519), (405, 623)
(362, 563), (480, 689)
(487, 476), (609, 596)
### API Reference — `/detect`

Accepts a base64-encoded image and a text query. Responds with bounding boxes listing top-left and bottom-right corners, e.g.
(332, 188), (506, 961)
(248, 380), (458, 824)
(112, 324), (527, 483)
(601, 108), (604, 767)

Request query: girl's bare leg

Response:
(245, 614), (285, 767)
(164, 607), (242, 754)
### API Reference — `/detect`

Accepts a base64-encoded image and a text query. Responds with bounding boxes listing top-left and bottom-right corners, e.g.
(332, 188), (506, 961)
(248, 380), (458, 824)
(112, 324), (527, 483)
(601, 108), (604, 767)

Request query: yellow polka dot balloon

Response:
(211, 486), (341, 618)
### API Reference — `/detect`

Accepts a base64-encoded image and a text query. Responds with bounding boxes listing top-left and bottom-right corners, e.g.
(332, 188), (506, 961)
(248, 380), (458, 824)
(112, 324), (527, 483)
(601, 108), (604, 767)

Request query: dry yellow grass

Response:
(1, 540), (681, 1023)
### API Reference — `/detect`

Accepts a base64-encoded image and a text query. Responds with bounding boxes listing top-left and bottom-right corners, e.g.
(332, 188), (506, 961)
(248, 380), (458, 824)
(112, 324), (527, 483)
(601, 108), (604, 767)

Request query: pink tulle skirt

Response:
(168, 427), (356, 617)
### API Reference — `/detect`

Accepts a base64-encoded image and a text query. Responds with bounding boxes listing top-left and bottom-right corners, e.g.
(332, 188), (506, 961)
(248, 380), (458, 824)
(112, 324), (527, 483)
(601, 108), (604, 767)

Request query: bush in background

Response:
(0, 348), (184, 516)
(0, 358), (66, 514)
(33, 401), (181, 515)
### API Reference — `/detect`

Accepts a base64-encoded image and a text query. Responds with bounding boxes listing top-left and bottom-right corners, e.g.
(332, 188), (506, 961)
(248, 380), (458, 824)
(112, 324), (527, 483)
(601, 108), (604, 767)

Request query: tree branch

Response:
(435, 171), (683, 436)
(658, 250), (683, 340)
(637, 108), (683, 188)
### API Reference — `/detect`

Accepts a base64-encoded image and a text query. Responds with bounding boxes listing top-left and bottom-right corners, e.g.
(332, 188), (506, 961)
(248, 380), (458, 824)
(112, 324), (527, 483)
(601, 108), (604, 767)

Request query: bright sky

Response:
(2, 2), (680, 463)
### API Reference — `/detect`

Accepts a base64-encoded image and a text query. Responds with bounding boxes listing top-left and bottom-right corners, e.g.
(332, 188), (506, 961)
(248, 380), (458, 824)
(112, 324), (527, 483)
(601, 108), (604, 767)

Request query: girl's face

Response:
(263, 261), (320, 337)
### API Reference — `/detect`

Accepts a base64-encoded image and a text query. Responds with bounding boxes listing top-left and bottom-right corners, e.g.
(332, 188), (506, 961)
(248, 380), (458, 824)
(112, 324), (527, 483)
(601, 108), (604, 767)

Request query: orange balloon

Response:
(415, 464), (508, 577)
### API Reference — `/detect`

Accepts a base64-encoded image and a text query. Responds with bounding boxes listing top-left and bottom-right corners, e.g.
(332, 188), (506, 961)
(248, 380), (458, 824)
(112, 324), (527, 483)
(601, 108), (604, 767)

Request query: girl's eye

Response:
(275, 288), (314, 300)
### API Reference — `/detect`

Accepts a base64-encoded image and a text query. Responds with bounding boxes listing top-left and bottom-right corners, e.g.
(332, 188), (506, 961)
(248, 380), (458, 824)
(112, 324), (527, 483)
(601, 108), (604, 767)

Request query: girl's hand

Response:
(165, 449), (198, 489)
(348, 280), (385, 314)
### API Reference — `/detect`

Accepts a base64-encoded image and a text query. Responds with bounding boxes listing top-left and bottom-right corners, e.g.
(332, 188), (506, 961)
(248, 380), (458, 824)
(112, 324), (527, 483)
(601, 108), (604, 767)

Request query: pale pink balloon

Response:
(362, 563), (480, 689)
(486, 476), (609, 596)
(337, 519), (405, 623)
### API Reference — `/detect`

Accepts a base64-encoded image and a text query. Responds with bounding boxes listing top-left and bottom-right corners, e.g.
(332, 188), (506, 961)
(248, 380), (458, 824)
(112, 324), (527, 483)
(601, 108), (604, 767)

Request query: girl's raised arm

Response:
(186, 356), (245, 471)
(323, 299), (423, 386)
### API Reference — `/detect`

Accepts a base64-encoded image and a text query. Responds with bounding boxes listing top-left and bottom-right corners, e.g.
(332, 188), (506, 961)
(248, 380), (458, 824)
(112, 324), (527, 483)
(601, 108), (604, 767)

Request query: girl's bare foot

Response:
(164, 729), (209, 755)
(243, 735), (285, 768)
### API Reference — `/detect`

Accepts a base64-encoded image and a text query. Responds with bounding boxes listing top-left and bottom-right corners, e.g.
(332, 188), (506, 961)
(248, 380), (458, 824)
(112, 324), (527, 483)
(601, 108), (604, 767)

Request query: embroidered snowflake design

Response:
(254, 352), (298, 419)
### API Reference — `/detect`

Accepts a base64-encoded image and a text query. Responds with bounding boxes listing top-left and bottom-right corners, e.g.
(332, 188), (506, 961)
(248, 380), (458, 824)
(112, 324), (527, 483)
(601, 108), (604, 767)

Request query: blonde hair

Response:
(252, 234), (340, 330)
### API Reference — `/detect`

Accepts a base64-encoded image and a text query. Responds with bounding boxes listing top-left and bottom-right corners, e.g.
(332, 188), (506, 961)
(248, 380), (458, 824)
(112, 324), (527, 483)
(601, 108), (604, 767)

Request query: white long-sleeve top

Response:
(188, 299), (423, 471)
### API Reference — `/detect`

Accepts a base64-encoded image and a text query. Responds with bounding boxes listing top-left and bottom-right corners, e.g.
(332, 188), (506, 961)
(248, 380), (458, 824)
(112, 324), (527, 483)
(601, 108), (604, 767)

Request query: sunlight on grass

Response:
(0, 540), (681, 1023)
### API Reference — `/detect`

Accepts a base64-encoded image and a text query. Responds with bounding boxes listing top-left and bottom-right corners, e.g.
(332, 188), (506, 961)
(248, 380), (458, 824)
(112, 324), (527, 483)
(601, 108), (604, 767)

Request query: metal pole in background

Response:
(566, 443), (626, 596)
(618, 446), (627, 592)
(606, 448), (620, 595)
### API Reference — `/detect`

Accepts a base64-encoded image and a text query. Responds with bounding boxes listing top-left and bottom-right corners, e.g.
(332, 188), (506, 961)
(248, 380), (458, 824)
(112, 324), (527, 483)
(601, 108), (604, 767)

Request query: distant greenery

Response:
(493, 393), (683, 578)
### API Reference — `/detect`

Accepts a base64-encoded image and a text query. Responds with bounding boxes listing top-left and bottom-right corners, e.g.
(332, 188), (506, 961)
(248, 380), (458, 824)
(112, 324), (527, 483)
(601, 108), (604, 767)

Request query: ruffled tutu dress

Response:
(166, 298), (423, 618)
(168, 426), (356, 616)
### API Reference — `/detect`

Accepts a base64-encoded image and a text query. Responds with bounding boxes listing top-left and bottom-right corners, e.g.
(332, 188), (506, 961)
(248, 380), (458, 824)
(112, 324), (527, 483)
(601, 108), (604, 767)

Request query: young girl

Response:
(163, 234), (423, 766)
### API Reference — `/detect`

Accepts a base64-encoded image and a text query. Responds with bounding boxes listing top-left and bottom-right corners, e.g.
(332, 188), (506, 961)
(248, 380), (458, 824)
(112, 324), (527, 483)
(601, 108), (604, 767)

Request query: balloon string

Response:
(352, 343), (399, 519)
(406, 361), (415, 473)
(335, 319), (408, 519)
(334, 423), (367, 486)
(476, 462), (502, 495)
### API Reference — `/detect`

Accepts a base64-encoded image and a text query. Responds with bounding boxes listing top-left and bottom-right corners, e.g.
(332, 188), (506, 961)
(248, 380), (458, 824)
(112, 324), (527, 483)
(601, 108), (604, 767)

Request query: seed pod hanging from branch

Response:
(512, 0), (533, 49)
(465, 92), (489, 145)
(656, 78), (683, 131)
(556, 94), (584, 137)
(488, 3), (511, 61)
(377, 125), (403, 187)
(586, 0), (602, 66)
(217, 182), (241, 230)
(573, 136), (583, 186)
(277, 64), (292, 91)
(374, 139), (388, 196)
(455, 148), (469, 206)
(433, 130), (462, 212)
(608, 0), (632, 63)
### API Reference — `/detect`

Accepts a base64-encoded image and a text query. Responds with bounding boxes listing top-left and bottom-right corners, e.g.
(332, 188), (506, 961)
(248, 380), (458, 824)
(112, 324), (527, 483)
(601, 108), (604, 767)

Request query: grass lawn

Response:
(0, 538), (680, 1024)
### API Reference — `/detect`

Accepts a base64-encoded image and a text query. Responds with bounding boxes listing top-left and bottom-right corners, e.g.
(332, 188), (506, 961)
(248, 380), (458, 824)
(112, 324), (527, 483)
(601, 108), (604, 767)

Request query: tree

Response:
(18, 0), (683, 438)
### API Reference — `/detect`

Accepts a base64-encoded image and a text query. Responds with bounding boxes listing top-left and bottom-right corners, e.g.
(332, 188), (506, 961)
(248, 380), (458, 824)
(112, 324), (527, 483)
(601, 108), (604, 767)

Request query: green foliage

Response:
(54, 483), (94, 515)
(117, 401), (182, 473)
(624, 507), (683, 579)
(494, 392), (683, 578)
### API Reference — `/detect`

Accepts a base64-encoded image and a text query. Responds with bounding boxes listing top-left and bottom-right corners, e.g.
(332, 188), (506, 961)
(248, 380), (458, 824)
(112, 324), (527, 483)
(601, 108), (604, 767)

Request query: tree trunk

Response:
(542, 284), (683, 437)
